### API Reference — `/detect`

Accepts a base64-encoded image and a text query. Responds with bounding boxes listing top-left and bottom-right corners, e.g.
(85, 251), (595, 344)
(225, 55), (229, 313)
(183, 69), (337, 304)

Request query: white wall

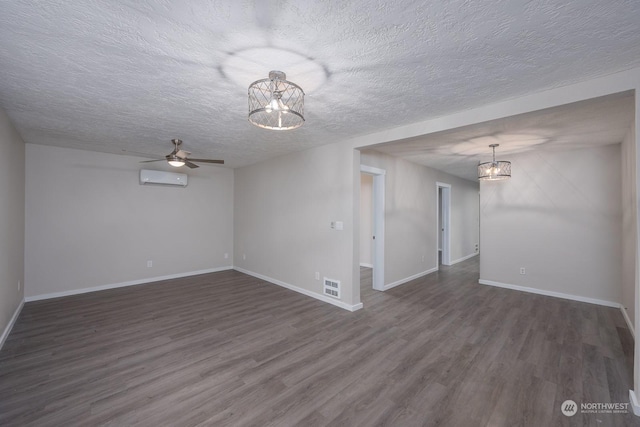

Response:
(359, 173), (373, 266)
(480, 144), (623, 304)
(234, 142), (359, 310)
(24, 144), (234, 298)
(446, 175), (480, 263)
(622, 125), (637, 333)
(0, 108), (25, 342)
(360, 150), (479, 286)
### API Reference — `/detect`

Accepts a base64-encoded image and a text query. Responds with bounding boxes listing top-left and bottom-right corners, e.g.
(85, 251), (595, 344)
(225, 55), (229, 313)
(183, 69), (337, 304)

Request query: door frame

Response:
(361, 165), (385, 291)
(436, 182), (452, 266)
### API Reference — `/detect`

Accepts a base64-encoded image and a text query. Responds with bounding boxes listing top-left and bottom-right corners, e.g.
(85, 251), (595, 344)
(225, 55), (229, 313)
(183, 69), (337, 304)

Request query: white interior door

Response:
(437, 182), (451, 266)
(361, 165), (385, 291)
(359, 173), (374, 268)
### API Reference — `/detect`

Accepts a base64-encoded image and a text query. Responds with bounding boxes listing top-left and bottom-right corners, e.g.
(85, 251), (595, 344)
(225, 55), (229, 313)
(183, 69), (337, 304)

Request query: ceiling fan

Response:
(139, 139), (224, 169)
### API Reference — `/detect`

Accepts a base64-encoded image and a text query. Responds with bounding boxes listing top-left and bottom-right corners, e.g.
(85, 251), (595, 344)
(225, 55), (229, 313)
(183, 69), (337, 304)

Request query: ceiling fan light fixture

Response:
(167, 154), (185, 167)
(478, 144), (511, 181)
(248, 70), (304, 130)
(138, 139), (224, 168)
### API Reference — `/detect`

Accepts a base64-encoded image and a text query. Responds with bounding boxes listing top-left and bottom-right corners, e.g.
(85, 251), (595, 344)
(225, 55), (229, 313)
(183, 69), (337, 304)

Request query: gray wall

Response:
(622, 126), (637, 331)
(360, 150), (480, 286)
(0, 108), (25, 340)
(25, 144), (234, 298)
(480, 144), (623, 304)
(234, 142), (359, 308)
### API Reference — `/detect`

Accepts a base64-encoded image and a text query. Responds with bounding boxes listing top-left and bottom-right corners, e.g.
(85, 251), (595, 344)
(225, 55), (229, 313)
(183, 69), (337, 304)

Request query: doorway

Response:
(361, 165), (385, 291)
(437, 182), (451, 266)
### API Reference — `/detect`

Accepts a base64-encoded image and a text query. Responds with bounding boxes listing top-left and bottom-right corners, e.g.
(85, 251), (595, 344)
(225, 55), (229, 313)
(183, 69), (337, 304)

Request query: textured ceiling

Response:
(368, 92), (635, 181)
(0, 1), (639, 168)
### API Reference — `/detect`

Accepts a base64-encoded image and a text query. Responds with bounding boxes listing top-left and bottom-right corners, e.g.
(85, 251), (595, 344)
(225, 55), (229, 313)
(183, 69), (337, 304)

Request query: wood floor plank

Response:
(1, 259), (639, 426)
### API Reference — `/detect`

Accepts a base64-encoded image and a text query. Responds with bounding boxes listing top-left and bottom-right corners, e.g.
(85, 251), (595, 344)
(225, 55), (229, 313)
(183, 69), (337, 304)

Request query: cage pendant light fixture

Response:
(248, 70), (304, 130)
(478, 144), (511, 181)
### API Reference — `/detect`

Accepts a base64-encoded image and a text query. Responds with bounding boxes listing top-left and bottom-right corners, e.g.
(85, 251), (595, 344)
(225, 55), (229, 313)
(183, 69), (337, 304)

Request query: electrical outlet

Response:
(224, 253), (229, 259)
(520, 267), (526, 275)
(330, 221), (344, 230)
(315, 272), (320, 280)
(18, 280), (21, 291)
(243, 254), (246, 260)
(421, 255), (425, 262)
(147, 260), (153, 268)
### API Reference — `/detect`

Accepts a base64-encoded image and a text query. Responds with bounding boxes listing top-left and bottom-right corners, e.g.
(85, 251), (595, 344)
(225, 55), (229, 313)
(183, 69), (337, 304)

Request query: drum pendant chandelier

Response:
(248, 70), (305, 130)
(478, 144), (511, 181)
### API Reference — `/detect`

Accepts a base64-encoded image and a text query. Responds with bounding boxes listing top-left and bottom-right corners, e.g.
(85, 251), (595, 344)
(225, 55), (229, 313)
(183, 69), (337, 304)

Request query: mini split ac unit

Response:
(139, 169), (188, 187)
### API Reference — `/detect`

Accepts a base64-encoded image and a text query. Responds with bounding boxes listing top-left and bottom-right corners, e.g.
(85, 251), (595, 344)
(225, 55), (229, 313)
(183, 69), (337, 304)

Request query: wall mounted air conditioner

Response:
(139, 169), (188, 187)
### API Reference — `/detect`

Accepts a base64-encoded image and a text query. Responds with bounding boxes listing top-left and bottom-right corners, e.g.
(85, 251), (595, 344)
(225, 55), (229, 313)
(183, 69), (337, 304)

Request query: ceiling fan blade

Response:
(188, 158), (225, 164)
(184, 160), (199, 169)
(139, 159), (166, 163)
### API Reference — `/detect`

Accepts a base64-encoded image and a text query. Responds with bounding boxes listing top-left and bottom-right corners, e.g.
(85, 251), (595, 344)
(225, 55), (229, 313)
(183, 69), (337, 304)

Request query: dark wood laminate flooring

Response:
(1, 257), (638, 426)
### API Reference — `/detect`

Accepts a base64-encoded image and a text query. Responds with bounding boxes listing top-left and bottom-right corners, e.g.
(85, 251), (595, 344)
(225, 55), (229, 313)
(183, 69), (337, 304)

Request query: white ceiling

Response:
(368, 92), (635, 181)
(0, 1), (639, 168)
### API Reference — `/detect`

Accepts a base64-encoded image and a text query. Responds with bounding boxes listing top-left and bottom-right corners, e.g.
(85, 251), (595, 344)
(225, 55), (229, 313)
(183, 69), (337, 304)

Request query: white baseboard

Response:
(384, 266), (438, 291)
(359, 263), (373, 268)
(25, 266), (234, 302)
(479, 279), (637, 340)
(234, 267), (363, 312)
(0, 298), (24, 350)
(630, 390), (640, 416)
(620, 305), (635, 338)
(449, 252), (478, 266)
(478, 279), (620, 308)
